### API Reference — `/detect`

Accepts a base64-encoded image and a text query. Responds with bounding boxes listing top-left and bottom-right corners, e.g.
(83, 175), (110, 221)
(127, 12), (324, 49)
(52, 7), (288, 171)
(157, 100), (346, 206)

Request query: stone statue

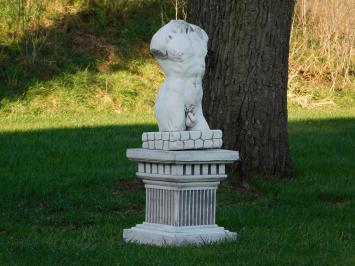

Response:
(150, 20), (210, 132)
(124, 20), (238, 246)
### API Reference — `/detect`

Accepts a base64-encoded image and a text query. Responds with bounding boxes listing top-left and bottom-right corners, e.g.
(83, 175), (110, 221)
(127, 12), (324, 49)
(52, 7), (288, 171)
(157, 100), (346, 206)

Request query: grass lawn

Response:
(0, 0), (354, 264)
(0, 107), (354, 266)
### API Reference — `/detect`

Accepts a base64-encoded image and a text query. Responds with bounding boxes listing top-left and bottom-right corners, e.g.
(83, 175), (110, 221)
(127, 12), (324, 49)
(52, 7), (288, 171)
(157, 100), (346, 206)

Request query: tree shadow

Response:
(0, 117), (353, 266)
(0, 117), (353, 215)
(0, 123), (157, 226)
(0, 0), (164, 102)
(288, 117), (355, 178)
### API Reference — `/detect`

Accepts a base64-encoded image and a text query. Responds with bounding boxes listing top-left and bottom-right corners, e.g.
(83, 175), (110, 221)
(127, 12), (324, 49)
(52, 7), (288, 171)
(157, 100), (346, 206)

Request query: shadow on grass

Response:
(0, 117), (353, 212)
(0, 118), (354, 264)
(0, 0), (163, 101)
(288, 117), (355, 178)
(0, 123), (156, 227)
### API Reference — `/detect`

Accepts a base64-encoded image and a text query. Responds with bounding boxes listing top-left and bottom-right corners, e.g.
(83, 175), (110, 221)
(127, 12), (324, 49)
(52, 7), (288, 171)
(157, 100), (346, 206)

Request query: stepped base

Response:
(123, 223), (237, 246)
(124, 148), (239, 246)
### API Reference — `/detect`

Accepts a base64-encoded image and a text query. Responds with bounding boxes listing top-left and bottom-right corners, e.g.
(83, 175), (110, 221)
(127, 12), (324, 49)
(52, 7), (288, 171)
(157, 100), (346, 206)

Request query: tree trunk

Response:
(188, 0), (294, 178)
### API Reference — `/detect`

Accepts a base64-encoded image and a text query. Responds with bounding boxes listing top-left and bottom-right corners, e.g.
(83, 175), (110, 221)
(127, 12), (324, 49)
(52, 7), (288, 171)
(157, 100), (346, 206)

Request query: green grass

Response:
(0, 1), (354, 264)
(0, 109), (354, 265)
(0, 0), (163, 115)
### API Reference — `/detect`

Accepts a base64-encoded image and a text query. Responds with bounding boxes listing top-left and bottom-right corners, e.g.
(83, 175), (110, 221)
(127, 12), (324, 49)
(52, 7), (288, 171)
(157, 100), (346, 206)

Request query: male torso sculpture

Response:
(124, 20), (238, 246)
(150, 20), (210, 132)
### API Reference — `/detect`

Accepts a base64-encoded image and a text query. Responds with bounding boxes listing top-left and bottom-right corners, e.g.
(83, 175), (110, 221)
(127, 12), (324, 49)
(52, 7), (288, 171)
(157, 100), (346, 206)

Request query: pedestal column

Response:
(123, 142), (239, 246)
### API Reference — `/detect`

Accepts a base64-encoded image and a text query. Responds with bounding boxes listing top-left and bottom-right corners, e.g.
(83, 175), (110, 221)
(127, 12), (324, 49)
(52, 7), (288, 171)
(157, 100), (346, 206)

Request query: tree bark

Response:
(188, 0), (294, 178)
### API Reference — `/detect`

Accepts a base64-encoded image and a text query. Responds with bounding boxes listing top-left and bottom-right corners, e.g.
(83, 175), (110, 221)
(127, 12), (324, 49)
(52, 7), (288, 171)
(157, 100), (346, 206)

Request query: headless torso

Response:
(150, 20), (210, 132)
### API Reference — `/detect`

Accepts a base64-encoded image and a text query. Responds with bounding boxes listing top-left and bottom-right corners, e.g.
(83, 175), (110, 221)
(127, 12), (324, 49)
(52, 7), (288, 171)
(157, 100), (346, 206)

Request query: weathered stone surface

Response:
(123, 224), (237, 246)
(155, 132), (162, 140)
(141, 130), (223, 150)
(180, 131), (190, 141)
(170, 132), (181, 141)
(124, 148), (239, 246)
(213, 138), (220, 148)
(190, 131), (201, 140)
(204, 139), (213, 149)
(127, 149), (239, 164)
(169, 140), (183, 150)
(184, 140), (194, 149)
(162, 132), (170, 141)
(218, 139), (223, 147)
(151, 20), (210, 132)
(148, 141), (155, 149)
(201, 130), (213, 140)
(147, 132), (155, 141)
(213, 130), (223, 139)
(195, 139), (204, 149)
(124, 21), (239, 247)
(155, 140), (163, 149)
(163, 141), (169, 150)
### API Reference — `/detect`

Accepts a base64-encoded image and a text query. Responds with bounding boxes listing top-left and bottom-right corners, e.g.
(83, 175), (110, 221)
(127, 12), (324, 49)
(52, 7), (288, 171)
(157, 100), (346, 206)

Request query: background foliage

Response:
(289, 0), (354, 108)
(0, 0), (354, 116)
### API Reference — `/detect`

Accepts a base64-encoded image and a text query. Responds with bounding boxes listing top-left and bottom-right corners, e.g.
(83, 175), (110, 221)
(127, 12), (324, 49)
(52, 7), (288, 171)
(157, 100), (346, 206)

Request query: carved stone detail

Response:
(142, 130), (223, 150)
(150, 20), (210, 132)
(123, 149), (239, 246)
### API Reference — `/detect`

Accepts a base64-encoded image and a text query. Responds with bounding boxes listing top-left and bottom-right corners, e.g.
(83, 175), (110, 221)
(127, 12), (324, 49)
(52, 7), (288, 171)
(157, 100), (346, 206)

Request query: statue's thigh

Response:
(189, 105), (209, 130)
(158, 96), (185, 131)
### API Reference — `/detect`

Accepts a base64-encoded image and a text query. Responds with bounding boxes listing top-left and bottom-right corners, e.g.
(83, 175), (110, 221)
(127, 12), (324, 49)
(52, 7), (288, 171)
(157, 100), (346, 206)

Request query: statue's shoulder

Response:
(189, 24), (208, 43)
(157, 20), (208, 41)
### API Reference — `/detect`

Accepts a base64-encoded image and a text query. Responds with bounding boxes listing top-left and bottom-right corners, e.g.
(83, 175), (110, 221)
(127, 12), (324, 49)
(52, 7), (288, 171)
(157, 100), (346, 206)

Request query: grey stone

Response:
(204, 139), (213, 149)
(213, 138), (221, 148)
(124, 148), (239, 246)
(184, 140), (194, 149)
(151, 20), (210, 132)
(155, 132), (162, 140)
(219, 139), (223, 147)
(123, 21), (241, 246)
(147, 132), (155, 141)
(169, 140), (183, 150)
(213, 129), (223, 139)
(162, 132), (170, 141)
(148, 141), (155, 149)
(180, 131), (190, 141)
(141, 130), (223, 150)
(155, 140), (163, 149)
(142, 133), (148, 142)
(123, 224), (237, 246)
(163, 141), (169, 150)
(195, 139), (203, 149)
(127, 149), (239, 164)
(190, 131), (201, 140)
(201, 130), (213, 140)
(170, 132), (180, 141)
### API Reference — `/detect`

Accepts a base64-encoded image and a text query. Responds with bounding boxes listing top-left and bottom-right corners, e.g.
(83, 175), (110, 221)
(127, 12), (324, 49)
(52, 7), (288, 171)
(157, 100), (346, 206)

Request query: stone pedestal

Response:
(123, 147), (239, 246)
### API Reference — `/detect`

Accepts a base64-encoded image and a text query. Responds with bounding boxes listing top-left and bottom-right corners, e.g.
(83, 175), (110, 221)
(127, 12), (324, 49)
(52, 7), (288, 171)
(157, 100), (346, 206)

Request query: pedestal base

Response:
(124, 148), (239, 246)
(123, 222), (237, 246)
